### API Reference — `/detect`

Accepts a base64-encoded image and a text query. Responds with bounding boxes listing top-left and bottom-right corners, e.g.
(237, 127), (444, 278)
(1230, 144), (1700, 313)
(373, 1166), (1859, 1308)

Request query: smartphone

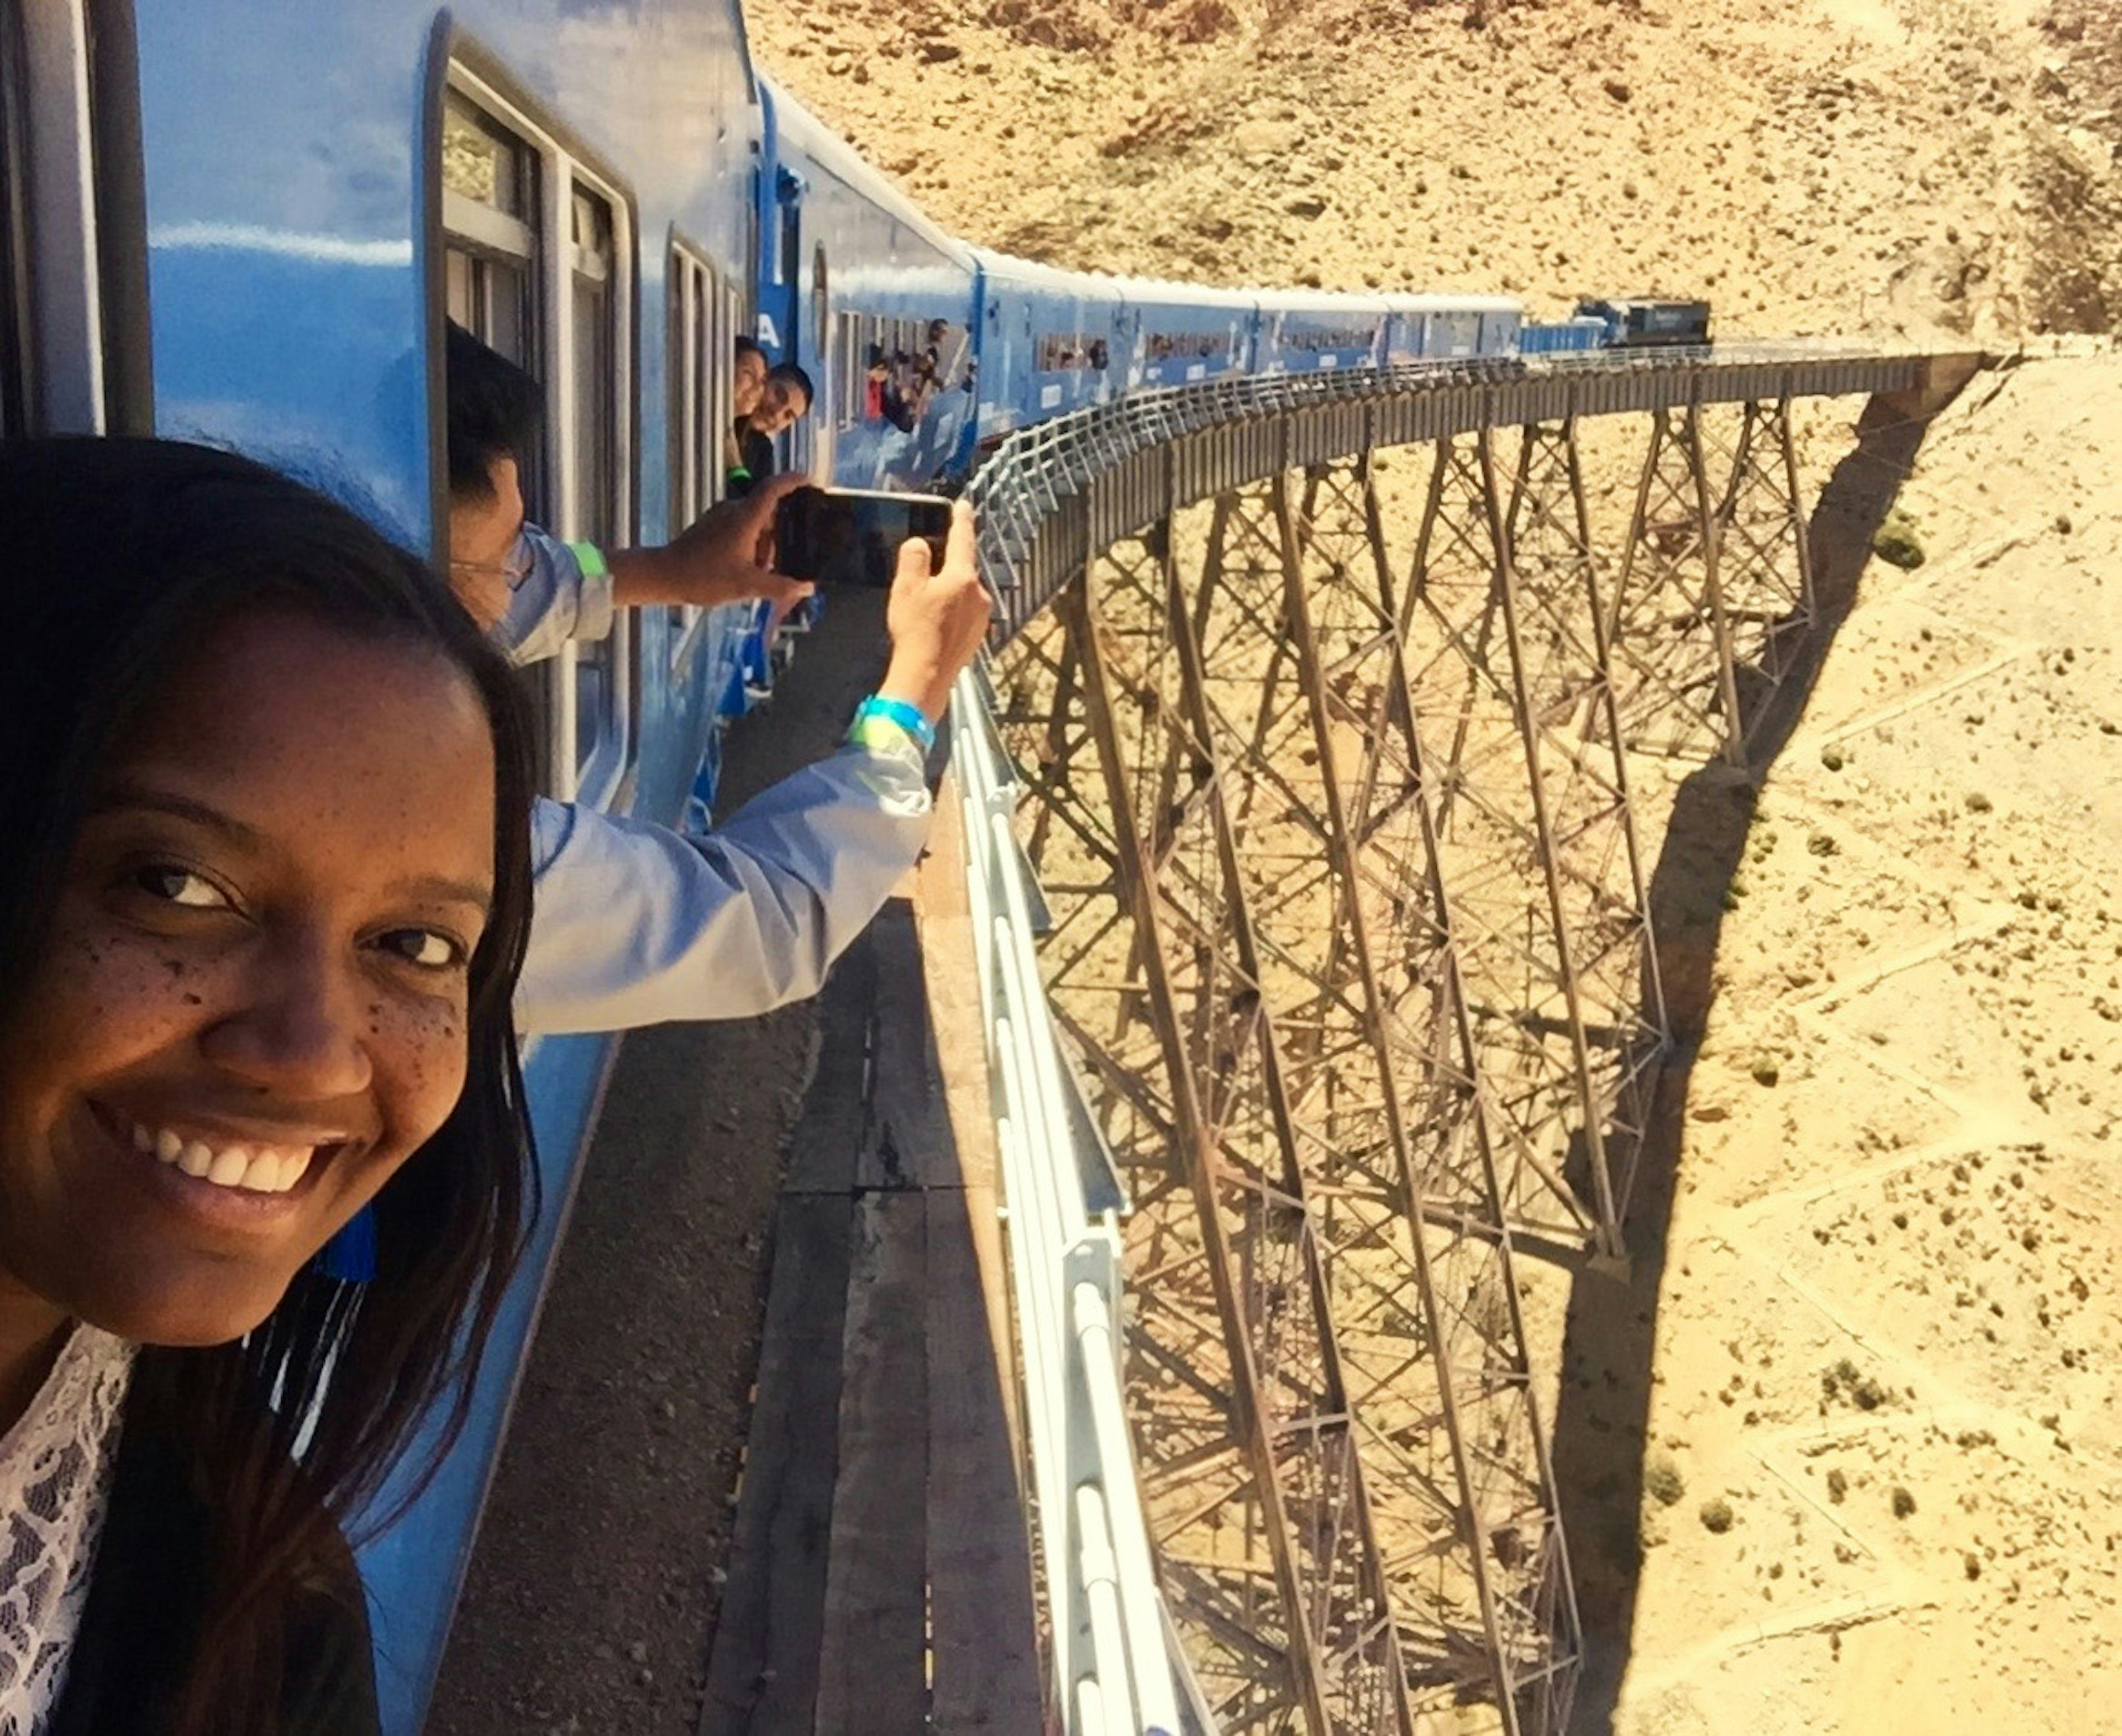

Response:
(775, 486), (952, 589)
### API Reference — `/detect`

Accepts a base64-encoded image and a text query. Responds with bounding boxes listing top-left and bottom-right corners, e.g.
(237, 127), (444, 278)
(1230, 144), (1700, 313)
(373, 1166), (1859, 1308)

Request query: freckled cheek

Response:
(372, 995), (474, 1156)
(28, 917), (232, 1065)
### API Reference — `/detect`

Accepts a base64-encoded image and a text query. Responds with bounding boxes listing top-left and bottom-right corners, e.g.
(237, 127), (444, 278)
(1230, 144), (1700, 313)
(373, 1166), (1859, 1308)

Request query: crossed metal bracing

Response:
(1603, 397), (1818, 764)
(980, 394), (1834, 1734)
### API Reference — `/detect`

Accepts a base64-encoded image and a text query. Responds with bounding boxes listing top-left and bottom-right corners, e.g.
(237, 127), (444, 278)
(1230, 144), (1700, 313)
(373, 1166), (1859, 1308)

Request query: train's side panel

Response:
(975, 248), (1128, 435)
(762, 83), (978, 490)
(1084, 277), (1128, 411)
(128, 6), (759, 1731)
(1477, 301), (1524, 356)
(1521, 316), (1607, 355)
(1120, 281), (1254, 390)
(1255, 290), (1393, 374)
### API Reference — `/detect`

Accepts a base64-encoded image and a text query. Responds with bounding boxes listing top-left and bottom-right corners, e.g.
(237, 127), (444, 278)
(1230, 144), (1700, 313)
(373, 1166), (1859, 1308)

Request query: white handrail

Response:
(952, 665), (1196, 1736)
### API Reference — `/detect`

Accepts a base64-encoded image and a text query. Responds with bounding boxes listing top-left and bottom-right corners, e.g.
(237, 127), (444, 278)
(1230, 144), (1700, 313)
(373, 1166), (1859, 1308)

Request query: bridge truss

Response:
(962, 349), (1958, 1734)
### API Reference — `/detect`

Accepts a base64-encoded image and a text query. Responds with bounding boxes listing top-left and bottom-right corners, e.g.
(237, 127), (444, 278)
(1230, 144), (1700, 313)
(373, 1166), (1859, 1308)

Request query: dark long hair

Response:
(0, 438), (539, 1732)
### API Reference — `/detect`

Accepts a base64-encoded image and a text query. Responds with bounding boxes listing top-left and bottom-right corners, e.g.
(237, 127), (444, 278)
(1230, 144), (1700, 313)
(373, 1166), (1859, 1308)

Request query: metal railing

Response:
(953, 662), (1203, 1736)
(963, 341), (1935, 643)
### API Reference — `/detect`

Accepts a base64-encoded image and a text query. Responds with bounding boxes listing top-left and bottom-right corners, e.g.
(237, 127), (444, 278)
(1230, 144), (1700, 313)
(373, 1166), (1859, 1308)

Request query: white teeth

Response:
(238, 1150), (286, 1193)
(131, 1122), (316, 1195)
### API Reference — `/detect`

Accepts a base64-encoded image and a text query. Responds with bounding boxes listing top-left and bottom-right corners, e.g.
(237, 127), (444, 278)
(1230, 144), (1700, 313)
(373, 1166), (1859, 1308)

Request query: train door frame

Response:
(430, 31), (643, 812)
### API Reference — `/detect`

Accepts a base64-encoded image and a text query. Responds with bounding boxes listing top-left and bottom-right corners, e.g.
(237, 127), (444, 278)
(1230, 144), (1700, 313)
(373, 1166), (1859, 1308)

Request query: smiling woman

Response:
(0, 439), (538, 1735)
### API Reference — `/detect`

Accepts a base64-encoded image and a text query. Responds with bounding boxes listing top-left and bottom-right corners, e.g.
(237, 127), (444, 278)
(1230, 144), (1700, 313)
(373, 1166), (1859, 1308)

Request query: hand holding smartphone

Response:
(774, 486), (953, 590)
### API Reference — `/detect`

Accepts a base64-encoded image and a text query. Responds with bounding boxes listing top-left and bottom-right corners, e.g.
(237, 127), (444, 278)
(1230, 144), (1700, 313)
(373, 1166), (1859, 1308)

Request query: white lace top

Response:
(0, 1326), (135, 1734)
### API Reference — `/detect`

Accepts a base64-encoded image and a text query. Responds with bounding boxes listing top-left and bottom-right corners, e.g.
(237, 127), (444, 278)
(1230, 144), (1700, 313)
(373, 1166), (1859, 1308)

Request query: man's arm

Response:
(491, 475), (813, 670)
(516, 732), (929, 1035)
(514, 497), (991, 1035)
(489, 523), (616, 667)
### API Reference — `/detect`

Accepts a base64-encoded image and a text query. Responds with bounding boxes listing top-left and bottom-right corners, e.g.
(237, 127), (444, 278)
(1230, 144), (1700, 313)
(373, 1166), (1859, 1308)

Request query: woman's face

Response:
(0, 609), (497, 1345)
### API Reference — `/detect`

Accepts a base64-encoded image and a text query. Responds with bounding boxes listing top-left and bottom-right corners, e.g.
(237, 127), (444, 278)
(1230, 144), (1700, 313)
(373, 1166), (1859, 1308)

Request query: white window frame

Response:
(445, 60), (636, 812)
(4, 0), (102, 434)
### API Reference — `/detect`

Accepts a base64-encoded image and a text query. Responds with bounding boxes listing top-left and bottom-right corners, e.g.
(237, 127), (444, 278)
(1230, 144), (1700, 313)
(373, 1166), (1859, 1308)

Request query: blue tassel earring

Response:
(317, 1204), (378, 1283)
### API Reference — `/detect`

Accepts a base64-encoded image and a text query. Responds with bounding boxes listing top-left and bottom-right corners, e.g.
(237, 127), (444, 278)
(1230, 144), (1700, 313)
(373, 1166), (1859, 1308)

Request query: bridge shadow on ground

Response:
(1550, 388), (1963, 1735)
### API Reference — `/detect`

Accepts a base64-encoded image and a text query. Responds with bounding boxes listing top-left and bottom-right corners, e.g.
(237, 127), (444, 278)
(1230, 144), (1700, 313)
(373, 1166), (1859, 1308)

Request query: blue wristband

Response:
(854, 693), (936, 753)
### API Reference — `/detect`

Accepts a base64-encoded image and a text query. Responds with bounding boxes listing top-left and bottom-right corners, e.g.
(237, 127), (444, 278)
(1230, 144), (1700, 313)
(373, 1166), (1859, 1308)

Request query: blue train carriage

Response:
(752, 80), (980, 491)
(1520, 314), (1610, 356)
(1384, 291), (1526, 363)
(1576, 294), (1713, 349)
(1256, 287), (1394, 375)
(971, 248), (1126, 443)
(1110, 275), (1258, 390)
(30, 1), (773, 1728)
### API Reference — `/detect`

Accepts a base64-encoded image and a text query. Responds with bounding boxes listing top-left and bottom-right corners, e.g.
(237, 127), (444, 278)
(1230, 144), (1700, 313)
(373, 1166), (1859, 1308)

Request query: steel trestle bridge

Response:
(945, 343), (1981, 1735)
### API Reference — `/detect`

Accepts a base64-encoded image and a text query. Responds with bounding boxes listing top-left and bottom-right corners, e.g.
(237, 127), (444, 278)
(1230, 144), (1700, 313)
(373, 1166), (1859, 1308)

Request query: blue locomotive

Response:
(1575, 295), (1715, 349)
(0, 3), (1706, 1728)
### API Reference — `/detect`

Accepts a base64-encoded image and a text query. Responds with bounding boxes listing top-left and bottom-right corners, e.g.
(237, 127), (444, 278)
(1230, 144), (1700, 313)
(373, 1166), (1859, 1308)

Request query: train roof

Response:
(1578, 294), (1711, 309)
(1385, 291), (1525, 314)
(1251, 286), (1396, 317)
(760, 76), (971, 265)
(969, 248), (1109, 296)
(1102, 275), (1258, 312)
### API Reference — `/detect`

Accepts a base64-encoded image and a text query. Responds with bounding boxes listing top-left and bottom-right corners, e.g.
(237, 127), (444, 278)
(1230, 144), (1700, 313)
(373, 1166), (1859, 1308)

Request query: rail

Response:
(962, 341), (1937, 644)
(953, 662), (1204, 1736)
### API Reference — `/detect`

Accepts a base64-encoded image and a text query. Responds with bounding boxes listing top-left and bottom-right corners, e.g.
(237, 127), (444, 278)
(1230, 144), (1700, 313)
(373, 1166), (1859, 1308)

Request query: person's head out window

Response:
(733, 335), (768, 424)
(0, 437), (538, 1724)
(445, 321), (543, 630)
(752, 362), (814, 437)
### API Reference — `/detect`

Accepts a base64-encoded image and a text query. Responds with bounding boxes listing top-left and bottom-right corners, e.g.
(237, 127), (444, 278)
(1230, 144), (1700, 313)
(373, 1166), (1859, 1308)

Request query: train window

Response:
(668, 245), (701, 526)
(668, 235), (732, 673)
(441, 62), (637, 808)
(1041, 329), (1099, 372)
(442, 96), (538, 372)
(831, 309), (857, 431)
(568, 185), (628, 785)
(1, 0), (144, 436)
(789, 241), (826, 476)
(778, 198), (799, 308)
(1284, 323), (1375, 354)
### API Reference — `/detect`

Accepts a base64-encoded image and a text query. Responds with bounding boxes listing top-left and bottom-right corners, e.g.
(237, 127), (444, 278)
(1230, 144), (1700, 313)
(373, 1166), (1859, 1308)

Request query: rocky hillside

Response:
(752, 0), (2122, 343)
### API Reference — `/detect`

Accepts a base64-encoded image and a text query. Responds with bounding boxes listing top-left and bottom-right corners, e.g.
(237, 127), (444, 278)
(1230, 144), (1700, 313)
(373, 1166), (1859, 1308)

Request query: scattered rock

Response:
(1700, 1498), (1736, 1534)
(1822, 1359), (1889, 1411)
(1873, 509), (1927, 570)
